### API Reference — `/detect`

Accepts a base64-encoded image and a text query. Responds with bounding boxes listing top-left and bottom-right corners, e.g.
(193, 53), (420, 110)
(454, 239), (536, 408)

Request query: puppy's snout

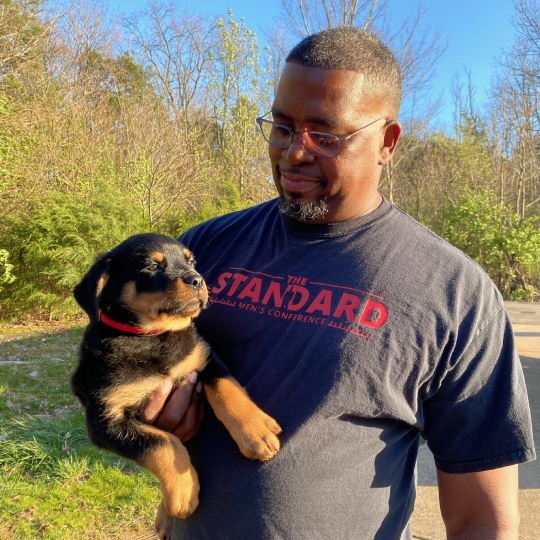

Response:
(183, 273), (204, 291)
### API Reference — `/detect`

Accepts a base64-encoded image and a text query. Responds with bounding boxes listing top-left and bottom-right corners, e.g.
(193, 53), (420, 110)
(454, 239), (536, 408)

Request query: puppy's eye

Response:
(188, 258), (195, 266)
(146, 263), (159, 271)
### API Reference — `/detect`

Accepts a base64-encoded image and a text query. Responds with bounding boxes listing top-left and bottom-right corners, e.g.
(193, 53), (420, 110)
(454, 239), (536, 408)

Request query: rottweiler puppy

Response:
(70, 233), (281, 539)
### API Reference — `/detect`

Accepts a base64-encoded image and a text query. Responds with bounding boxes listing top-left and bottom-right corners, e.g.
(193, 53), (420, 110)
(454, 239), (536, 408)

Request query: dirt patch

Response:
(0, 320), (84, 342)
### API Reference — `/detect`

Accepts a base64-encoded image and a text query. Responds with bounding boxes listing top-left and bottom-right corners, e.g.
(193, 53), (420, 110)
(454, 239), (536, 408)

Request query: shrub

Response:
(441, 190), (540, 300)
(0, 183), (145, 319)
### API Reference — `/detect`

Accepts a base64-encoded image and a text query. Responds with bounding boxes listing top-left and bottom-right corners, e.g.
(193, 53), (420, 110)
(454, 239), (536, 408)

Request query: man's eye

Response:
(312, 134), (336, 148)
(273, 125), (291, 136)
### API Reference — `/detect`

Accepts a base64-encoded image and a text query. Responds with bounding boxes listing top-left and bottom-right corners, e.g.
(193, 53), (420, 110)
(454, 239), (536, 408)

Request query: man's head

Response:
(268, 27), (402, 223)
(286, 27), (401, 119)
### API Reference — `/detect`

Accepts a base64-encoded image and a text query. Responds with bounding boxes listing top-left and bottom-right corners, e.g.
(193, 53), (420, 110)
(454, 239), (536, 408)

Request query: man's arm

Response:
(437, 465), (519, 539)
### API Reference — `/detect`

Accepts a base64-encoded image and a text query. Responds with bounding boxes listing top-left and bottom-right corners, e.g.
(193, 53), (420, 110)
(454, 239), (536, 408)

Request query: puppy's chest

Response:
(105, 332), (207, 381)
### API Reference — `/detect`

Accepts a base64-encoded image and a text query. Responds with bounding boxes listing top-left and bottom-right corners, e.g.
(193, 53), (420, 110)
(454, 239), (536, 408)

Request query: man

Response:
(142, 27), (535, 539)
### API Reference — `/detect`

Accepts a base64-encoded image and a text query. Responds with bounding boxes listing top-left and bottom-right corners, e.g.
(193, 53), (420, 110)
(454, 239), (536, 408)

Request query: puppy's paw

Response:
(155, 500), (175, 540)
(162, 464), (200, 519)
(233, 409), (282, 461)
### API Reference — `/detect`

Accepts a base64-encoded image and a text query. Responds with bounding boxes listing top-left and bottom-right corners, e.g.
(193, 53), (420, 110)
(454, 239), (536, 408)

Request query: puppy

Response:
(70, 233), (281, 539)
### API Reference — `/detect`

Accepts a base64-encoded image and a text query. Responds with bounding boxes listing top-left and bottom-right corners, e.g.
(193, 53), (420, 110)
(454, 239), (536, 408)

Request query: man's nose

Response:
(282, 133), (316, 165)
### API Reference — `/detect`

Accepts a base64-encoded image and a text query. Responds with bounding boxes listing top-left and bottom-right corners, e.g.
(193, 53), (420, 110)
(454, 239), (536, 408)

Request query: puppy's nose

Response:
(183, 273), (204, 291)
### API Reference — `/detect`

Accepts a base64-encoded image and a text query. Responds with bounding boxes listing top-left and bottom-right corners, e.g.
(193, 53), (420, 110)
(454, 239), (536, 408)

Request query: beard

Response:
(277, 195), (329, 221)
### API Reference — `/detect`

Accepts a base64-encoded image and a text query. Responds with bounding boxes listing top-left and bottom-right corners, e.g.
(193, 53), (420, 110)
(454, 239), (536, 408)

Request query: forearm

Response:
(446, 525), (518, 540)
(438, 466), (519, 540)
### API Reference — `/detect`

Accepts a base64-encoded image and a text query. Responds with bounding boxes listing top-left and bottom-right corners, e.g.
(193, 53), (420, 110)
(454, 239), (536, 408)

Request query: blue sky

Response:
(106, 0), (518, 129)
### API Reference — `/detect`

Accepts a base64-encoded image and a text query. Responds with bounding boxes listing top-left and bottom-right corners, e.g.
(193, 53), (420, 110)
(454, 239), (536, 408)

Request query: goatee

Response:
(278, 196), (328, 221)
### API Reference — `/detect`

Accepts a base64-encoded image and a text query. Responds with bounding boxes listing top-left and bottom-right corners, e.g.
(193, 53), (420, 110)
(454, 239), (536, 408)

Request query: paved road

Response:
(417, 301), (540, 488)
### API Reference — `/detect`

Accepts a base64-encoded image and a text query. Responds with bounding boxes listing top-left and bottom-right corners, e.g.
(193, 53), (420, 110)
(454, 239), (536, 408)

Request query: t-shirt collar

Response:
(280, 197), (392, 238)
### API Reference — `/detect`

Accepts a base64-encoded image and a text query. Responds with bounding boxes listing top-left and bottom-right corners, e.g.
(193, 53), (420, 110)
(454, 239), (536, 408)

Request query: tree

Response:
(210, 10), (273, 205)
(121, 3), (216, 125)
(0, 0), (57, 82)
(488, 0), (540, 220)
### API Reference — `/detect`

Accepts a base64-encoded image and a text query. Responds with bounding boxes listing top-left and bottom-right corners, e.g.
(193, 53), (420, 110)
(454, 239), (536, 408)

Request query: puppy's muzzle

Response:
(183, 272), (204, 292)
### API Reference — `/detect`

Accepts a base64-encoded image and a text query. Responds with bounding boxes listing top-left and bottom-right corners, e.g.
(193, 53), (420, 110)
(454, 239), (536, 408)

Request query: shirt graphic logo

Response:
(209, 267), (388, 339)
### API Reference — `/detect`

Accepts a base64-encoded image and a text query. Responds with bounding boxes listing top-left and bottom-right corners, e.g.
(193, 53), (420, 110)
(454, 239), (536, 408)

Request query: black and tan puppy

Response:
(70, 233), (281, 539)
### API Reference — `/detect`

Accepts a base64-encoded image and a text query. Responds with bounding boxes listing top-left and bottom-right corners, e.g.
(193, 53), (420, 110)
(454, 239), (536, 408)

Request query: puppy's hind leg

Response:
(85, 411), (198, 539)
(137, 425), (199, 537)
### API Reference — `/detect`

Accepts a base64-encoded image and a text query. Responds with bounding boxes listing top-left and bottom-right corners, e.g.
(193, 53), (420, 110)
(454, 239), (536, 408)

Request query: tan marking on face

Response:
(172, 278), (209, 304)
(121, 281), (204, 331)
(183, 248), (191, 260)
(205, 376), (282, 461)
(97, 274), (109, 296)
(136, 426), (200, 518)
(150, 251), (164, 263)
(139, 315), (194, 332)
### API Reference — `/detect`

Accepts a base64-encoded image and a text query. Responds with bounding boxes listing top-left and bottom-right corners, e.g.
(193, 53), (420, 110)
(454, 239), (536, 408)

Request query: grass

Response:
(0, 327), (83, 426)
(0, 324), (160, 539)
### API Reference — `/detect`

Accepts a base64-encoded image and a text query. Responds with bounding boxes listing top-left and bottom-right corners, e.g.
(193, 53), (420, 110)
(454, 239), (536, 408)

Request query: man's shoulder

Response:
(383, 204), (503, 308)
(179, 199), (279, 247)
(389, 204), (486, 270)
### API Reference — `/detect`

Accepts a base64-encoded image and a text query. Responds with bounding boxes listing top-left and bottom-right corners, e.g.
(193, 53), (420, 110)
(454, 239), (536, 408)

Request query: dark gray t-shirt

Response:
(174, 198), (535, 540)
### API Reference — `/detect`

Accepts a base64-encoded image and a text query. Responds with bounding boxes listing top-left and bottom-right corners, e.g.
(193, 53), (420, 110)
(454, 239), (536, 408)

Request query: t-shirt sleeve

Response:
(422, 305), (536, 474)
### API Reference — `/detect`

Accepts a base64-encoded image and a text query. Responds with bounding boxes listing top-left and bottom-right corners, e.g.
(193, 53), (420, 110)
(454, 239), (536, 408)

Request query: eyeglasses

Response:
(256, 113), (387, 158)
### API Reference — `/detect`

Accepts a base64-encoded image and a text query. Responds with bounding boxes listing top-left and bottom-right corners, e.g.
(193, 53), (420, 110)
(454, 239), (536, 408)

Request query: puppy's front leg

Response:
(202, 357), (282, 461)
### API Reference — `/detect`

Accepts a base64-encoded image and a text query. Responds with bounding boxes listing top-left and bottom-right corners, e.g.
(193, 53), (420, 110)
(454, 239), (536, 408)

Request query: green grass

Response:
(0, 326), (160, 539)
(0, 327), (84, 426)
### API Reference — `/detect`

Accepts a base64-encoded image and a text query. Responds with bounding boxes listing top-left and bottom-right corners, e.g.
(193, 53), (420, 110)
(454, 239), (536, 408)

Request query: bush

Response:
(441, 190), (540, 300)
(0, 182), (145, 319)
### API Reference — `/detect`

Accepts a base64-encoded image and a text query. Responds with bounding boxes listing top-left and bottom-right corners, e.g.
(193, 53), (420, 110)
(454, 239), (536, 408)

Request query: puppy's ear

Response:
(74, 252), (111, 323)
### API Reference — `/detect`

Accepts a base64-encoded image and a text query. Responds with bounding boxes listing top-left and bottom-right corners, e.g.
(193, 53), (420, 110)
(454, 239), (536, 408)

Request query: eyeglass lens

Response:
(259, 121), (339, 158)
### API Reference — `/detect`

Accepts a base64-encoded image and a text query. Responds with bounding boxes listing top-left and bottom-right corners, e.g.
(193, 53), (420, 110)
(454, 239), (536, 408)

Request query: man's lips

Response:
(280, 172), (322, 193)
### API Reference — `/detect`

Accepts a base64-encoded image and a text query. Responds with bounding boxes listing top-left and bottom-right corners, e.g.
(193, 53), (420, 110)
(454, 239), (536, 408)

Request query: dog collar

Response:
(98, 309), (166, 335)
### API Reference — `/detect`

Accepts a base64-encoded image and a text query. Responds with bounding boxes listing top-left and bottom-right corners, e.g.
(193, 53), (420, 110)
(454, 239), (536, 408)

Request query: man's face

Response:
(269, 63), (400, 224)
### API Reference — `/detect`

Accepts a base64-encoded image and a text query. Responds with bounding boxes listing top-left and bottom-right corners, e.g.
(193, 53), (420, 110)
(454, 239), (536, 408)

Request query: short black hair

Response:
(286, 27), (401, 116)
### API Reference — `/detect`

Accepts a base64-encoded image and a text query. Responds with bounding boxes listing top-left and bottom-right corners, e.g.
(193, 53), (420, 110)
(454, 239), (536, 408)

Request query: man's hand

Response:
(437, 465), (520, 539)
(140, 372), (205, 442)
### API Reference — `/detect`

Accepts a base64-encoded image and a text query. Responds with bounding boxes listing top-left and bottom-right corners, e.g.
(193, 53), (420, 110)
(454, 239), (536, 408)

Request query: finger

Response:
(153, 372), (198, 432)
(139, 378), (173, 424)
(175, 382), (206, 442)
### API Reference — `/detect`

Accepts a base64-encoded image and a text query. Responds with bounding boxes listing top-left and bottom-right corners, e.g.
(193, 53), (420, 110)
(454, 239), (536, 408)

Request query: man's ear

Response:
(378, 120), (402, 165)
(74, 252), (111, 323)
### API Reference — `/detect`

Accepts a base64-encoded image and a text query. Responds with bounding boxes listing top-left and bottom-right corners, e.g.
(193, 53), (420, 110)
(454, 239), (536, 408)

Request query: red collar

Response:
(98, 309), (165, 335)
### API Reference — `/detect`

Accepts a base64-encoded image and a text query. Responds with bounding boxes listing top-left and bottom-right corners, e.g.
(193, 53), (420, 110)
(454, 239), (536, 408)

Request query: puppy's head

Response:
(74, 233), (208, 332)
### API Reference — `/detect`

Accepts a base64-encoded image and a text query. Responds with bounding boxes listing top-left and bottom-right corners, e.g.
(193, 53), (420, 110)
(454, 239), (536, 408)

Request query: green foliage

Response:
(441, 190), (540, 299)
(110, 51), (156, 111)
(210, 10), (272, 205)
(0, 181), (144, 319)
(0, 249), (15, 291)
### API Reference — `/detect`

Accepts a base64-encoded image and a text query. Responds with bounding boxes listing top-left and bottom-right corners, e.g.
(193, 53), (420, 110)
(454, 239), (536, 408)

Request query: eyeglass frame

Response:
(255, 112), (388, 158)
